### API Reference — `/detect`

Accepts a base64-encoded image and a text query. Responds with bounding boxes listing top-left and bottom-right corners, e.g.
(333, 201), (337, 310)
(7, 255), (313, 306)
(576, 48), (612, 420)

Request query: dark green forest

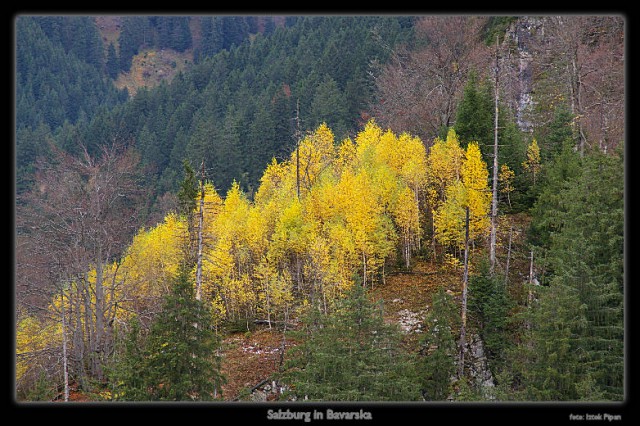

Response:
(14, 15), (625, 410)
(16, 16), (415, 201)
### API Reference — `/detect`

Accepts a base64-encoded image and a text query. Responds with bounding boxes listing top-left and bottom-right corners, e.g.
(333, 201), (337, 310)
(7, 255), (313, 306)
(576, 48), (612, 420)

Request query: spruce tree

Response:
(454, 70), (493, 152)
(143, 264), (225, 400)
(543, 147), (624, 400)
(419, 287), (458, 400)
(285, 283), (420, 401)
(108, 317), (149, 401)
(112, 265), (225, 401)
(509, 145), (623, 401)
(517, 279), (587, 401)
(106, 42), (119, 80)
(468, 260), (511, 371)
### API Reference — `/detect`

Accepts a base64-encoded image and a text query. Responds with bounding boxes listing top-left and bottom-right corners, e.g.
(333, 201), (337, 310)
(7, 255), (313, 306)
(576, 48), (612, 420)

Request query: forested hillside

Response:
(14, 15), (625, 411)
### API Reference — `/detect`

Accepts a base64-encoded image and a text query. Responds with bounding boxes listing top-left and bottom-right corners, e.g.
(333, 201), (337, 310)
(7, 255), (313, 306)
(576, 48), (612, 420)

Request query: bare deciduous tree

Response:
(532, 16), (624, 155)
(371, 16), (492, 146)
(16, 140), (146, 387)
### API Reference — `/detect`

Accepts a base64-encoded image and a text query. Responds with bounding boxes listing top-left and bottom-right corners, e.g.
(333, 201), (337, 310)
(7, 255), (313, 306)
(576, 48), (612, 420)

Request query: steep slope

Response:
(221, 259), (466, 401)
(222, 212), (533, 402)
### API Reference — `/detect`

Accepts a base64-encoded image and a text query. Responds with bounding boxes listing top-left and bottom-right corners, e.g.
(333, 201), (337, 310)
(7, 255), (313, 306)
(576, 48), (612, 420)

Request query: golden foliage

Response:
(432, 139), (491, 249)
(522, 138), (542, 184)
(29, 119), (492, 347)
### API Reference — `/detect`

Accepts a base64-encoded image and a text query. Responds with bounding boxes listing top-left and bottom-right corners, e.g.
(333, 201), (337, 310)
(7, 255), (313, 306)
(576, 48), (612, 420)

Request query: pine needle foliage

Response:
(111, 264), (226, 401)
(284, 282), (421, 401)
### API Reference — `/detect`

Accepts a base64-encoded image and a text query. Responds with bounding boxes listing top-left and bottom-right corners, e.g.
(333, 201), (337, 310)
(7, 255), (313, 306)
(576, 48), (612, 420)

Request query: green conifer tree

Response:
(419, 287), (458, 400)
(106, 42), (119, 80)
(454, 70), (493, 151)
(108, 317), (149, 401)
(285, 283), (420, 401)
(543, 147), (624, 400)
(111, 265), (225, 401)
(468, 260), (511, 371)
(143, 264), (225, 400)
(508, 145), (623, 401)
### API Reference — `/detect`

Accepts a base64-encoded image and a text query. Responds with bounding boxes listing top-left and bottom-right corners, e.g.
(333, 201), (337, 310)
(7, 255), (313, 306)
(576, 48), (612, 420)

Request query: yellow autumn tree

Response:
(426, 128), (465, 208)
(350, 120), (427, 270)
(296, 122), (336, 195)
(393, 185), (421, 269)
(335, 136), (357, 176)
(269, 196), (311, 293)
(117, 213), (188, 318)
(342, 168), (396, 287)
(355, 118), (384, 164)
(393, 131), (428, 194)
(461, 142), (491, 239)
(254, 157), (296, 209)
(522, 138), (542, 185)
(16, 309), (62, 391)
(386, 131), (426, 260)
(254, 257), (294, 327)
(433, 180), (468, 249)
(499, 163), (515, 208)
(433, 141), (490, 251)
(201, 181), (256, 324)
(303, 171), (358, 305)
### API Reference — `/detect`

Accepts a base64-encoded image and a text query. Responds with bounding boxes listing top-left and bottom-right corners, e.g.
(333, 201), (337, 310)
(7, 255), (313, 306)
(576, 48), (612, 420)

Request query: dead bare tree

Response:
(489, 34), (500, 274)
(458, 206), (470, 379)
(371, 16), (492, 146)
(16, 139), (146, 389)
(532, 16), (624, 156)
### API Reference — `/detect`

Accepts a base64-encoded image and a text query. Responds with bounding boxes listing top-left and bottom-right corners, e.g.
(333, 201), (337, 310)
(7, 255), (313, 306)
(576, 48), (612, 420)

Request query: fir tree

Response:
(108, 317), (149, 401)
(285, 282), (420, 401)
(510, 145), (623, 401)
(177, 159), (199, 220)
(543, 147), (624, 400)
(111, 265), (225, 401)
(419, 287), (458, 400)
(519, 279), (587, 401)
(106, 42), (119, 80)
(468, 260), (511, 372)
(454, 70), (493, 151)
(144, 264), (225, 400)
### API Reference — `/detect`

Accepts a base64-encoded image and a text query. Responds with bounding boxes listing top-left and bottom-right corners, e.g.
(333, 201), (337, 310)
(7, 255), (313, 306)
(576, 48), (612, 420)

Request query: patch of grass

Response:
(114, 48), (193, 96)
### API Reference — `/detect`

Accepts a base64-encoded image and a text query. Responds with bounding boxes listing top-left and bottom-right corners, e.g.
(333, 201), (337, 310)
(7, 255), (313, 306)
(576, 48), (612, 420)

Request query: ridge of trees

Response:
(15, 15), (625, 403)
(15, 16), (416, 208)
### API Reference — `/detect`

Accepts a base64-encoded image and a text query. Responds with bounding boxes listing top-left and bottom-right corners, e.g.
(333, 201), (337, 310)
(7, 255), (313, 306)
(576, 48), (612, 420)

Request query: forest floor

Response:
(218, 213), (533, 401)
(218, 258), (464, 401)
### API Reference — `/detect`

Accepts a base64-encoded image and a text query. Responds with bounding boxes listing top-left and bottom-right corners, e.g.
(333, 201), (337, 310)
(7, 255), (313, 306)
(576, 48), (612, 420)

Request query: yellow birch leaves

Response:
(430, 130), (491, 249)
(51, 120), (491, 331)
(523, 138), (541, 184)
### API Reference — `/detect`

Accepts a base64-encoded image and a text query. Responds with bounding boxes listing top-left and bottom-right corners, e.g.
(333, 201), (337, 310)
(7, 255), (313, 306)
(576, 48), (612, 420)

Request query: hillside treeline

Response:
(15, 15), (415, 198)
(15, 15), (624, 402)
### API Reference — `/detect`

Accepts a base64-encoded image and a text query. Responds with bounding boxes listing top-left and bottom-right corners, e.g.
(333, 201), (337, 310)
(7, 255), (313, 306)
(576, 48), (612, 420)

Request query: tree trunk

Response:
(195, 160), (205, 301)
(504, 225), (513, 286)
(528, 249), (535, 306)
(489, 34), (500, 275)
(458, 207), (470, 378)
(362, 252), (367, 288)
(295, 99), (301, 200)
(404, 233), (411, 269)
(94, 255), (105, 381)
(61, 292), (70, 402)
(73, 285), (86, 389)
